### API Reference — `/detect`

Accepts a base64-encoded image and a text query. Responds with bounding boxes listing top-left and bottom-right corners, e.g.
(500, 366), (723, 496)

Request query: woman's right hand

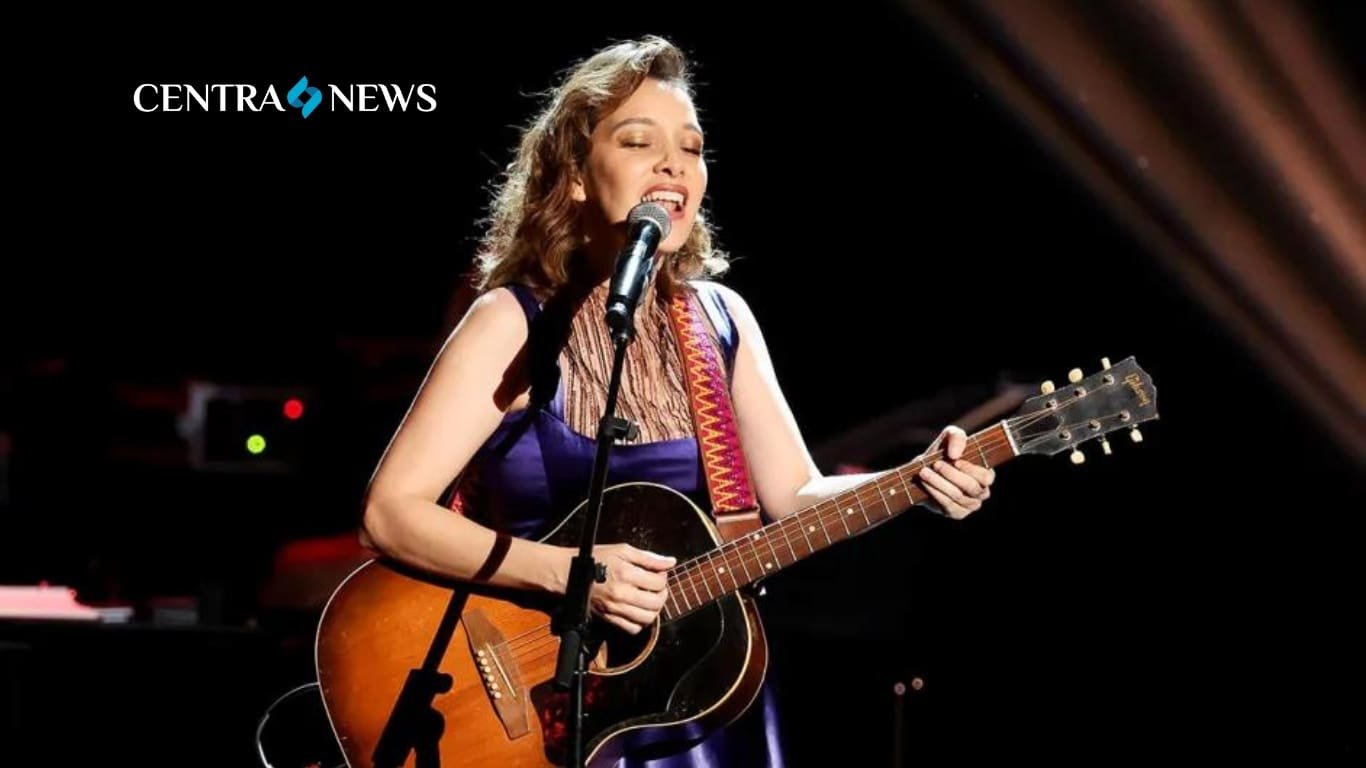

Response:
(584, 543), (676, 634)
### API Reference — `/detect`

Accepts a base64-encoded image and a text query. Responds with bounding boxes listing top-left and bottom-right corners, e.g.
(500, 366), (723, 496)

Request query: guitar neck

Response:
(661, 422), (1018, 621)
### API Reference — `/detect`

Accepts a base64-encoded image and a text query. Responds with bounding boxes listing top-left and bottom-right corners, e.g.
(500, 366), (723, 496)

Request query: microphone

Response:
(604, 202), (671, 342)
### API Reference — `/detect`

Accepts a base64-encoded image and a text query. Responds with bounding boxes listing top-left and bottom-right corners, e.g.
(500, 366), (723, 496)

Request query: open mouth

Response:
(640, 189), (686, 215)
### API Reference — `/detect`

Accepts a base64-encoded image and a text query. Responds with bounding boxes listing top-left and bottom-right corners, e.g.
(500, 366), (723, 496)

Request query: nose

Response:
(655, 144), (683, 177)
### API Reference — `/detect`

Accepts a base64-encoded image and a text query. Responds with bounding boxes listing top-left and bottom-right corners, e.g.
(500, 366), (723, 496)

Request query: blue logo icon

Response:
(287, 76), (321, 119)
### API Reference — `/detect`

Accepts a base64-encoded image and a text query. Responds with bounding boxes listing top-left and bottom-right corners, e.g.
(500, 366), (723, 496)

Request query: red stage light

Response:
(283, 398), (305, 420)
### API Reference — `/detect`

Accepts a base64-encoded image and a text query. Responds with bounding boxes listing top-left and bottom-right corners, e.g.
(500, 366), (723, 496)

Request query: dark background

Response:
(4, 2), (1361, 765)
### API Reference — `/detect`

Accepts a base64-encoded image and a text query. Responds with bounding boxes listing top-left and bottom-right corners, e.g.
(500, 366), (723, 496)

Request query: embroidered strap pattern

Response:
(668, 292), (759, 515)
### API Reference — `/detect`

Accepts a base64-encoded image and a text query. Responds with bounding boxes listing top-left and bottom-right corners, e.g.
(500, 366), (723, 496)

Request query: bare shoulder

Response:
(362, 285), (533, 514)
(452, 286), (530, 348)
(428, 285), (533, 411)
(692, 280), (757, 327)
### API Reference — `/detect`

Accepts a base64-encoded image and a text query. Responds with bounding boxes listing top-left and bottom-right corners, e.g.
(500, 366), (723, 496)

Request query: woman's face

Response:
(574, 78), (707, 257)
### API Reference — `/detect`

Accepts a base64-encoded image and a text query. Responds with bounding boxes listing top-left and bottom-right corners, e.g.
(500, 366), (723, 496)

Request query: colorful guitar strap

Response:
(667, 283), (762, 541)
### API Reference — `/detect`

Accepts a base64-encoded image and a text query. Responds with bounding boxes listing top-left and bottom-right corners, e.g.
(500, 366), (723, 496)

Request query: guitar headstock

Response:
(1006, 356), (1158, 462)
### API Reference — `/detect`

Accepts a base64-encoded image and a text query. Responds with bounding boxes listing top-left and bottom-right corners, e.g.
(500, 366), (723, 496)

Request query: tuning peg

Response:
(1101, 357), (1111, 369)
(1100, 437), (1112, 455)
(1129, 427), (1143, 443)
(1068, 368), (1084, 383)
(1070, 448), (1085, 464)
(1040, 380), (1055, 395)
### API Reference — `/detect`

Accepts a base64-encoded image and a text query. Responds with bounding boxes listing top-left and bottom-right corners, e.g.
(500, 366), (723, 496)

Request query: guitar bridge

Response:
(462, 608), (530, 740)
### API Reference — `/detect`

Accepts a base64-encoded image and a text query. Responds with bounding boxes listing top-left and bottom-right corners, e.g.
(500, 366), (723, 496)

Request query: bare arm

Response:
(714, 283), (837, 519)
(359, 288), (572, 593)
(715, 284), (994, 521)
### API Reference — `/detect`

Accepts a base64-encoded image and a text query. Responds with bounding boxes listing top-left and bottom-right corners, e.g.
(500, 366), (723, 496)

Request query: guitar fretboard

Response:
(661, 423), (1016, 621)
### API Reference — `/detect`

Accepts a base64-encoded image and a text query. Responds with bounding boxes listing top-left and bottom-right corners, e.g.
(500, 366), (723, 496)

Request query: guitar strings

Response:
(662, 404), (1139, 601)
(499, 445), (1009, 662)
(498, 433), (1027, 661)
(491, 386), (1140, 663)
(496, 405), (1131, 661)
(664, 382), (1132, 585)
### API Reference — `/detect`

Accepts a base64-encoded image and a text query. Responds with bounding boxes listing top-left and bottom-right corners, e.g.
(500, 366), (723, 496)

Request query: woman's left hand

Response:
(917, 425), (996, 520)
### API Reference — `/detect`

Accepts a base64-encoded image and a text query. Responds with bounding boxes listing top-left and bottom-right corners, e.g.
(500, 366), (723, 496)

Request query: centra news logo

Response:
(133, 76), (437, 118)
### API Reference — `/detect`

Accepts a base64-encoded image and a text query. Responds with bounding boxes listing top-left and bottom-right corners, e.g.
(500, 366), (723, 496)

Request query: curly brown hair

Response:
(473, 35), (729, 299)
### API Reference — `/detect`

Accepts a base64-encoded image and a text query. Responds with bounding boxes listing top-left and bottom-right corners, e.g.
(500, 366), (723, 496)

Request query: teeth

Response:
(641, 190), (685, 208)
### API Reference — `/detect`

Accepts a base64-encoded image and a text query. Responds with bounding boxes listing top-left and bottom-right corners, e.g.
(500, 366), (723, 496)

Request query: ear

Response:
(570, 173), (586, 203)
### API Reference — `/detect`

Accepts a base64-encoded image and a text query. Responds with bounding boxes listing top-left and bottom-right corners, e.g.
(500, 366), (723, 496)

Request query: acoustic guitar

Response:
(315, 357), (1158, 767)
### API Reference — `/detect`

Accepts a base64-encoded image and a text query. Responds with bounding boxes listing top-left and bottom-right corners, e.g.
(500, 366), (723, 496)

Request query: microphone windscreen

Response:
(628, 201), (672, 240)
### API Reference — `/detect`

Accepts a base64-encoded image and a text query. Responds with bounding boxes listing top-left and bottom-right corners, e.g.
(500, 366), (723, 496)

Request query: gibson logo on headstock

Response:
(1124, 373), (1151, 406)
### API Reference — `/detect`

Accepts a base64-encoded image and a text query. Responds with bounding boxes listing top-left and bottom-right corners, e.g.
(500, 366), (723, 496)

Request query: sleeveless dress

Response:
(457, 282), (787, 768)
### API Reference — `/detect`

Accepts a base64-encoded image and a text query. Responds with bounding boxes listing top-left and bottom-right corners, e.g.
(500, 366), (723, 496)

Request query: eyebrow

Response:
(610, 116), (704, 138)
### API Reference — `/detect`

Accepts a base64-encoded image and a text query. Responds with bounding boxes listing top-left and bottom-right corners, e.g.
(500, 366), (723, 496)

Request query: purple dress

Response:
(461, 283), (786, 768)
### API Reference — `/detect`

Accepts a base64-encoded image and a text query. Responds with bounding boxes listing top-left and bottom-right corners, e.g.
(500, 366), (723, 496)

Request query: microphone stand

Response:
(551, 259), (650, 768)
